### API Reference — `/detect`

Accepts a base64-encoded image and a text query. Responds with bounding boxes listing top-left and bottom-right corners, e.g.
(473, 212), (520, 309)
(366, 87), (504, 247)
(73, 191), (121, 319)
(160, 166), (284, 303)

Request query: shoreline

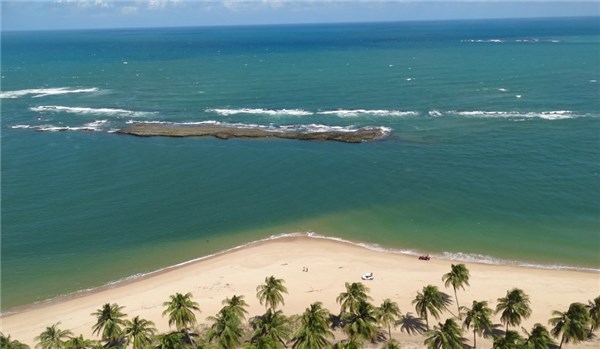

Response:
(2, 234), (599, 347)
(2, 232), (598, 316)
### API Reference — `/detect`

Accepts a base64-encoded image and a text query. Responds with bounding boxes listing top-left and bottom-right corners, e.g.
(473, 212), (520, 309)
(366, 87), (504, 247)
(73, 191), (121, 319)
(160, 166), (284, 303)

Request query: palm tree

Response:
(337, 282), (372, 315)
(412, 285), (445, 330)
(250, 309), (291, 349)
(549, 302), (591, 349)
(90, 303), (127, 346)
(291, 302), (334, 349)
(222, 294), (249, 321)
(1, 333), (31, 349)
(523, 323), (554, 349)
(341, 300), (380, 344)
(332, 338), (361, 349)
(587, 296), (600, 336)
(124, 316), (157, 349)
(495, 288), (532, 331)
(63, 335), (99, 349)
(154, 331), (188, 349)
(249, 335), (288, 349)
(442, 264), (470, 317)
(381, 339), (401, 349)
(460, 300), (493, 349)
(256, 276), (288, 311)
(492, 331), (524, 349)
(377, 299), (402, 340)
(162, 292), (201, 332)
(424, 318), (465, 349)
(206, 305), (245, 349)
(35, 322), (73, 349)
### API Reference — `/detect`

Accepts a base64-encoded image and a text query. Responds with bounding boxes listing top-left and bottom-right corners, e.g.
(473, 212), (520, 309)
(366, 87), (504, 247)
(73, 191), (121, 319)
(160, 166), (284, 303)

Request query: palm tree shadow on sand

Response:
(440, 292), (456, 317)
(398, 312), (428, 335)
(329, 313), (343, 330)
(484, 323), (506, 338)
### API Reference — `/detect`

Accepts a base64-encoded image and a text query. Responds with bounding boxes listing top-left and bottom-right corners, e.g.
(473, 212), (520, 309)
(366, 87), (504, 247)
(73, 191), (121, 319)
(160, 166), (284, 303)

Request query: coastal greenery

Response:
(412, 285), (446, 330)
(442, 264), (470, 318)
(496, 289), (532, 332)
(460, 300), (493, 349)
(4, 266), (599, 349)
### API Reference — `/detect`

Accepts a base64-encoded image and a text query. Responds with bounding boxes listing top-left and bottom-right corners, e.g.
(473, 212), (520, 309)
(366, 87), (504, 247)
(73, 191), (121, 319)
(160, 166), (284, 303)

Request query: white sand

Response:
(1, 236), (599, 348)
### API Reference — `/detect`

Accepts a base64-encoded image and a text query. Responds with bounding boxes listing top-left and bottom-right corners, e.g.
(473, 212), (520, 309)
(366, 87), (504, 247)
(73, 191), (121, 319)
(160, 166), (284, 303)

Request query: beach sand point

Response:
(1, 236), (598, 348)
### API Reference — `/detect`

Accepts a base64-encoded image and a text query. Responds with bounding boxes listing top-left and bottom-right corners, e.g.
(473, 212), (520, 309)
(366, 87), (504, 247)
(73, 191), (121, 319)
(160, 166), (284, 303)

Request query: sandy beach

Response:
(1, 236), (598, 348)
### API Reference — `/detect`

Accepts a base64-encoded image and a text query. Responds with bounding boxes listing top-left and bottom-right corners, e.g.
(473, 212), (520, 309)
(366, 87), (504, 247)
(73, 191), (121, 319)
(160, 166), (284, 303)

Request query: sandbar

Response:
(1, 236), (598, 348)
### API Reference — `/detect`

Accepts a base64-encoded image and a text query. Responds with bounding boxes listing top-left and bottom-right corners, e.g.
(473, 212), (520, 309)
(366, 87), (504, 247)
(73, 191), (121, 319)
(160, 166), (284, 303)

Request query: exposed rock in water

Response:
(116, 123), (390, 143)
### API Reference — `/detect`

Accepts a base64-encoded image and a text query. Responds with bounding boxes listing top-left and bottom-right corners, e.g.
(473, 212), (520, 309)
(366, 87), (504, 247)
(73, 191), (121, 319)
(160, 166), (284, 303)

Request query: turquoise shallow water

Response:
(1, 17), (599, 311)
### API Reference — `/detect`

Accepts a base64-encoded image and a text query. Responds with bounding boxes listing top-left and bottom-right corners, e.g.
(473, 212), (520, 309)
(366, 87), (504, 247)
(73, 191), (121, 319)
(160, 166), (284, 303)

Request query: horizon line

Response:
(3, 14), (598, 33)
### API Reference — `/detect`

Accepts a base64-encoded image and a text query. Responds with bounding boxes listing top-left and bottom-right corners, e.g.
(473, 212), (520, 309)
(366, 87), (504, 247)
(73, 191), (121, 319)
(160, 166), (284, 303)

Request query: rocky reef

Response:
(116, 123), (390, 143)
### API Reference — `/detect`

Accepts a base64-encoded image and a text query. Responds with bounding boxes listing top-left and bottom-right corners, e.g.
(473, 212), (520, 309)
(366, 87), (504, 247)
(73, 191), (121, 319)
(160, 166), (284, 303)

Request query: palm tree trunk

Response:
(388, 324), (392, 340)
(425, 313), (429, 330)
(454, 287), (461, 319)
(559, 335), (565, 349)
(473, 329), (477, 349)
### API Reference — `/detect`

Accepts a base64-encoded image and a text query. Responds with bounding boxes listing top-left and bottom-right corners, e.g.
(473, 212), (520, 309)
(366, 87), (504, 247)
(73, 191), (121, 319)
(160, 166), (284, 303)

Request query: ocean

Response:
(1, 17), (599, 312)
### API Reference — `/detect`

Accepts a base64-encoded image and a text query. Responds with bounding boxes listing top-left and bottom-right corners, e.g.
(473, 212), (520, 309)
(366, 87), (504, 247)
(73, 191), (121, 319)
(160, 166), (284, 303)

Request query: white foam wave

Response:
(462, 39), (560, 44)
(11, 120), (108, 132)
(318, 109), (418, 117)
(206, 108), (313, 116)
(0, 87), (99, 99)
(440, 252), (599, 272)
(206, 107), (418, 118)
(31, 105), (155, 117)
(462, 39), (505, 43)
(451, 110), (578, 120)
(129, 120), (392, 134)
(302, 233), (598, 272)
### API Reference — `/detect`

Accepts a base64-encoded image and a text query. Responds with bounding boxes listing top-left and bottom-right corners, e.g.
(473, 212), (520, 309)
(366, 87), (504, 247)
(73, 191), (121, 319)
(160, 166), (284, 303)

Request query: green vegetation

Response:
(5, 268), (599, 349)
(34, 323), (73, 349)
(376, 299), (402, 340)
(496, 289), (532, 332)
(412, 285), (446, 330)
(424, 318), (465, 349)
(460, 300), (493, 349)
(256, 276), (288, 311)
(549, 302), (591, 349)
(442, 264), (470, 318)
(523, 324), (554, 349)
(291, 302), (334, 349)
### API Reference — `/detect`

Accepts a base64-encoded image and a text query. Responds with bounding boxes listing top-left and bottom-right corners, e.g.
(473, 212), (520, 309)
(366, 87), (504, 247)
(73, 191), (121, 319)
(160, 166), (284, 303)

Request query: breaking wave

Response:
(462, 38), (560, 44)
(11, 120), (109, 132)
(317, 109), (419, 117)
(206, 108), (313, 116)
(449, 110), (580, 120)
(439, 251), (599, 272)
(30, 105), (156, 117)
(0, 87), (100, 99)
(129, 120), (392, 135)
(204, 107), (590, 121)
(205, 108), (418, 118)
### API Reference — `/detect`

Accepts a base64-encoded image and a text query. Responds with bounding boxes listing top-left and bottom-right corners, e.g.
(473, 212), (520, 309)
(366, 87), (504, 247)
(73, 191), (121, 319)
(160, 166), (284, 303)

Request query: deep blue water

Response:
(1, 17), (599, 311)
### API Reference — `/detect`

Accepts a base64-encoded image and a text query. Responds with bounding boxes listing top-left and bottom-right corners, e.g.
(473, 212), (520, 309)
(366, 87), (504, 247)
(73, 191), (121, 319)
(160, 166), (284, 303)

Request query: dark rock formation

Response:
(116, 123), (389, 143)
